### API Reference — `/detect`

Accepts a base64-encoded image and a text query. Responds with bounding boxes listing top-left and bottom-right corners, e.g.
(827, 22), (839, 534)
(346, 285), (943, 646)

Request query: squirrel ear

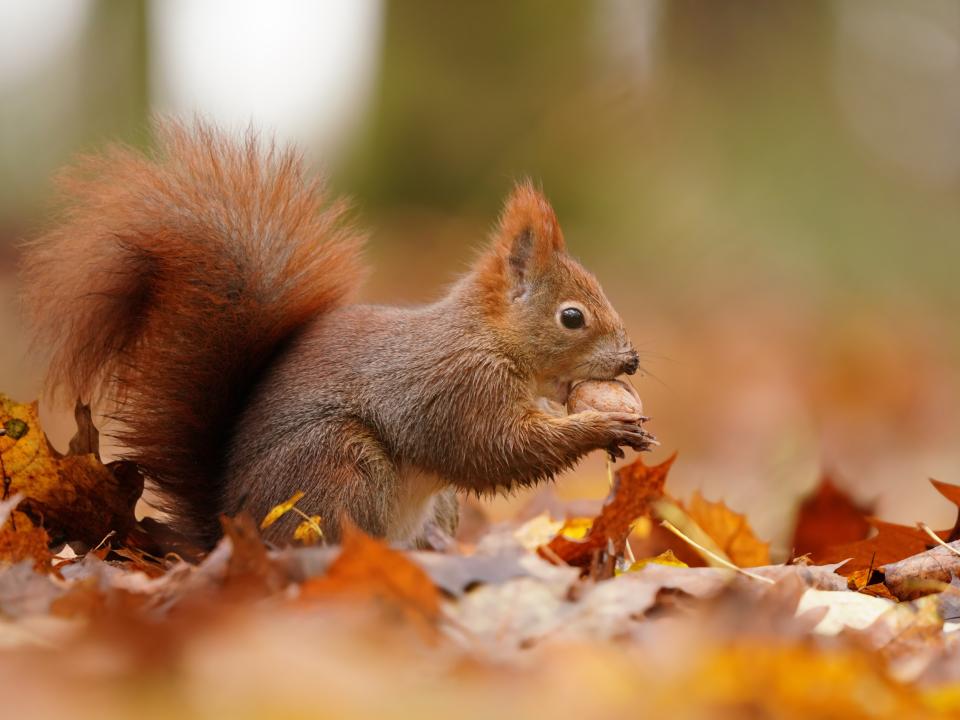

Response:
(493, 180), (565, 296)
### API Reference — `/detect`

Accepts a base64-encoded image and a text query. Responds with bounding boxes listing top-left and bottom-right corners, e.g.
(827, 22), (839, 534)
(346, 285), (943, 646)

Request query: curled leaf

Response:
(260, 490), (306, 530)
(294, 515), (324, 545)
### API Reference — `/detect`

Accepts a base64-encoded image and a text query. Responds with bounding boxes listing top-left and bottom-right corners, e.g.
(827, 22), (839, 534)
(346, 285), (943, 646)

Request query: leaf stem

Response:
(660, 519), (774, 584)
(917, 522), (960, 558)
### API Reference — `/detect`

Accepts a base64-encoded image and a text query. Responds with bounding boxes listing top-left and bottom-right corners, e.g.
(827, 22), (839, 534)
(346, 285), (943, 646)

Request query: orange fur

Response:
(475, 179), (566, 320)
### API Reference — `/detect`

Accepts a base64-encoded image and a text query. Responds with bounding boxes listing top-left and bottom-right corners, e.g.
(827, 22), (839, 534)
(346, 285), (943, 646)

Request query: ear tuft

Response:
(491, 180), (565, 296)
(495, 179), (565, 254)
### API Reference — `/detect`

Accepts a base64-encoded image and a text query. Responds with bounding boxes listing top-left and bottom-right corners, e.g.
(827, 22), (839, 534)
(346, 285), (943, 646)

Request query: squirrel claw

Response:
(607, 445), (626, 461)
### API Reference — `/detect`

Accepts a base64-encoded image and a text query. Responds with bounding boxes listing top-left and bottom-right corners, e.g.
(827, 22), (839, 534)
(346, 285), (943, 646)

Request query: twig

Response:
(918, 522), (960, 558)
(660, 520), (774, 584)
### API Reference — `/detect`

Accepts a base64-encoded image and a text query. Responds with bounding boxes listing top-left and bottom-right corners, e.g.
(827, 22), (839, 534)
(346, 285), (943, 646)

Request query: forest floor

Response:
(3, 392), (960, 719)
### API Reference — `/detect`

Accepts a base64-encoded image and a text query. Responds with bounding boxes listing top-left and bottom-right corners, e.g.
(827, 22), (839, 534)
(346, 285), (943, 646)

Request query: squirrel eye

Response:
(560, 307), (585, 329)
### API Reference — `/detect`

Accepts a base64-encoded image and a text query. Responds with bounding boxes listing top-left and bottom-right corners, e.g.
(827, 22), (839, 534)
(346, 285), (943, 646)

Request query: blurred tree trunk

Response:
(340, 0), (595, 210)
(0, 0), (149, 234)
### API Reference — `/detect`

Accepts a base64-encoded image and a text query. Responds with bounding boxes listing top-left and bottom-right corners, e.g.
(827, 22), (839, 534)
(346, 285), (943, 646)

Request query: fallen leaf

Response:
(796, 588), (894, 635)
(625, 549), (688, 572)
(791, 476), (873, 559)
(930, 479), (960, 541)
(0, 561), (64, 616)
(512, 513), (565, 550)
(65, 401), (100, 459)
(682, 491), (771, 567)
(0, 394), (142, 546)
(881, 540), (960, 601)
(260, 490), (305, 530)
(411, 548), (578, 597)
(541, 453), (675, 571)
(221, 513), (287, 599)
(821, 519), (948, 577)
(293, 516), (324, 545)
(0, 511), (52, 570)
(300, 521), (440, 629)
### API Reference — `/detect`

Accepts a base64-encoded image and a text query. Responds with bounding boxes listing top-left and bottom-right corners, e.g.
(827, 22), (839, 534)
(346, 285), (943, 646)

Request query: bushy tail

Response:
(22, 120), (366, 545)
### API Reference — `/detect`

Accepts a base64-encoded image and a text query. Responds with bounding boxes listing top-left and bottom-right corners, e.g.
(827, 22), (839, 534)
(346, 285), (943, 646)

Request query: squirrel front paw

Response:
(574, 410), (657, 459)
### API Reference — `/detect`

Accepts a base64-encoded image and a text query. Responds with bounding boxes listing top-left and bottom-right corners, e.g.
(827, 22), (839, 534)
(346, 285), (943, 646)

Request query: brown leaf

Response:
(220, 513), (287, 599)
(66, 400), (100, 459)
(822, 519), (947, 577)
(300, 521), (440, 628)
(683, 491), (771, 567)
(881, 540), (960, 601)
(541, 453), (675, 571)
(790, 476), (873, 560)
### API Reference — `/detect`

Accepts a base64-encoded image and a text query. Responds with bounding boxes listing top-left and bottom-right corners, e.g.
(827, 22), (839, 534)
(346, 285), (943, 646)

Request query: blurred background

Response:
(1, 0), (958, 553)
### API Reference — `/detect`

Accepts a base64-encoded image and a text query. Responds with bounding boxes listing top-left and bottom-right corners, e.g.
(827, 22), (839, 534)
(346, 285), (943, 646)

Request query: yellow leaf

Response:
(558, 517), (594, 540)
(0, 394), (140, 546)
(260, 490), (305, 529)
(624, 549), (688, 574)
(294, 515), (324, 545)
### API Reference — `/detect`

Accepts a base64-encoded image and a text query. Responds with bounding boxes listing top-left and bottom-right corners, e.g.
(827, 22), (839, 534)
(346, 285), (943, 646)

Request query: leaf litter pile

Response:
(6, 394), (960, 718)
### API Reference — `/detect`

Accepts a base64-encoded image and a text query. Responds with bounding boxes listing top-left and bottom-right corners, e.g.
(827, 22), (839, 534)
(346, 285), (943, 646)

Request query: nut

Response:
(566, 379), (643, 416)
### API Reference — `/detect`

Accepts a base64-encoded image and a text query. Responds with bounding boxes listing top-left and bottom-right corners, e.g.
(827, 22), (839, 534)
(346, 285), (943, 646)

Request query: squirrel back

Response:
(22, 121), (365, 543)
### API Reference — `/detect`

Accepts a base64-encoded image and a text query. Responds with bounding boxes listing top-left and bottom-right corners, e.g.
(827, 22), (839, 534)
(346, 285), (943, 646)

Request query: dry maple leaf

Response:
(541, 453), (675, 571)
(790, 475), (873, 559)
(299, 520), (440, 629)
(817, 479), (960, 577)
(822, 519), (946, 577)
(0, 395), (142, 546)
(682, 490), (771, 567)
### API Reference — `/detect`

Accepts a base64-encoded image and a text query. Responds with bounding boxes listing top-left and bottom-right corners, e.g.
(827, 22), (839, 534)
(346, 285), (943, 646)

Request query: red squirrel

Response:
(22, 121), (653, 549)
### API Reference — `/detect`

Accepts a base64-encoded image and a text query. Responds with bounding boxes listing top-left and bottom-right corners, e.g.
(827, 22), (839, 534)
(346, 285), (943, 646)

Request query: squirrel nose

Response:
(622, 351), (640, 376)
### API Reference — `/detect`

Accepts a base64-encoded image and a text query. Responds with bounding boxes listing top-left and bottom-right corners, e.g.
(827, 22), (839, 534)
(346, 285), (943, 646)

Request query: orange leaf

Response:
(683, 491), (771, 567)
(821, 518), (948, 577)
(0, 510), (52, 571)
(541, 453), (675, 569)
(300, 521), (440, 628)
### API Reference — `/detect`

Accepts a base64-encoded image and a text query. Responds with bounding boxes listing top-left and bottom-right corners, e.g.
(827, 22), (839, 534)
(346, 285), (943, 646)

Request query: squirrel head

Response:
(475, 181), (639, 403)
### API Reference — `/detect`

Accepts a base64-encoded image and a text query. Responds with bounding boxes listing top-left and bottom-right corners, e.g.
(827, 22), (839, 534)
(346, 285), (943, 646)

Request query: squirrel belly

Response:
(23, 121), (649, 549)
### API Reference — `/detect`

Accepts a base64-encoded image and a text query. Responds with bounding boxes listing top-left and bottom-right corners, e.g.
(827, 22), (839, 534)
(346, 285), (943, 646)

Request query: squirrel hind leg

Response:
(226, 419), (401, 545)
